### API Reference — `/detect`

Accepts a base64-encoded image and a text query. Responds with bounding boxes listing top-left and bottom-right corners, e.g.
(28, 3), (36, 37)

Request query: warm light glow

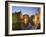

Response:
(24, 18), (28, 24)
(20, 15), (23, 19)
(33, 15), (40, 26)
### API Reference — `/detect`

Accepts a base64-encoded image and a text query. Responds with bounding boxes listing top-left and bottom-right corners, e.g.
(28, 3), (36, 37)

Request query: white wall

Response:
(0, 0), (46, 37)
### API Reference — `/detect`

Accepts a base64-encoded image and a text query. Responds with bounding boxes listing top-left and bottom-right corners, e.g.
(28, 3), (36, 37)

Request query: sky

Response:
(12, 6), (40, 16)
